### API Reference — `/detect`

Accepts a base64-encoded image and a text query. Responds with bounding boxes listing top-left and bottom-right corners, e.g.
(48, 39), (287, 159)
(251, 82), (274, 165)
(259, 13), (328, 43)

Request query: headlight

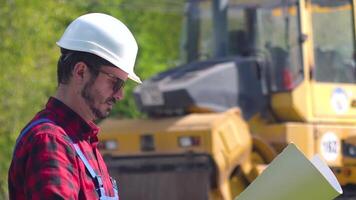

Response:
(178, 136), (200, 147)
(99, 140), (118, 150)
(105, 140), (118, 150)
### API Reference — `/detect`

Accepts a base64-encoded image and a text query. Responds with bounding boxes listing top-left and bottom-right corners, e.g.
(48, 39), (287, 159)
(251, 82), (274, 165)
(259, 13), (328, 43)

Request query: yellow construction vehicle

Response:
(99, 0), (356, 199)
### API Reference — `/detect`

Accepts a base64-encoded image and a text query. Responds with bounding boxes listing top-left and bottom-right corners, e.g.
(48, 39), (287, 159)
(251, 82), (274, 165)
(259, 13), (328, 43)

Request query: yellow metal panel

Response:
(312, 4), (352, 13)
(271, 81), (311, 121)
(249, 119), (315, 158)
(311, 82), (356, 123)
(100, 134), (140, 155)
(212, 130), (228, 178)
(219, 121), (240, 152)
(312, 124), (356, 186)
(99, 109), (250, 160)
(332, 166), (356, 185)
(272, 7), (298, 17)
(99, 113), (222, 135)
(313, 124), (356, 164)
(285, 123), (315, 158)
(193, 109), (252, 193)
(100, 130), (212, 156)
(250, 112), (356, 186)
(155, 130), (210, 153)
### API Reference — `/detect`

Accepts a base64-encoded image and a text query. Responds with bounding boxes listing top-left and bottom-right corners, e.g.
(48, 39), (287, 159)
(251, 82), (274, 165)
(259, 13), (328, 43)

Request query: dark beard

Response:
(81, 78), (115, 120)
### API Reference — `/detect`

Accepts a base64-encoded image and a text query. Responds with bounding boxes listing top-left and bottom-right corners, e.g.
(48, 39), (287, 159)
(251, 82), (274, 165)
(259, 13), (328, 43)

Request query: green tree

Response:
(0, 1), (87, 197)
(109, 0), (184, 118)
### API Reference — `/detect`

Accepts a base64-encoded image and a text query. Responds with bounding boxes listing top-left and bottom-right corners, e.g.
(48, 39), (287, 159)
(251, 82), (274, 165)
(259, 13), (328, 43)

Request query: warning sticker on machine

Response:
(330, 88), (349, 114)
(320, 132), (340, 162)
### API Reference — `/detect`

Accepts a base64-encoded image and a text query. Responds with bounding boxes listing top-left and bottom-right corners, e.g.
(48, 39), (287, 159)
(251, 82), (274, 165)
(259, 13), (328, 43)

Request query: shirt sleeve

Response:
(24, 130), (80, 200)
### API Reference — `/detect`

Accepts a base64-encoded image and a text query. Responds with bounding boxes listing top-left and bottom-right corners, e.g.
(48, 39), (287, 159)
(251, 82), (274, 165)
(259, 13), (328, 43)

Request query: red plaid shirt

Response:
(8, 97), (117, 200)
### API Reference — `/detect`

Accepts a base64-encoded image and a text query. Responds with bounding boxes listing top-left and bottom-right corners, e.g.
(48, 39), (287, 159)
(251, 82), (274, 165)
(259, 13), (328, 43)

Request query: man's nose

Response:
(113, 88), (124, 101)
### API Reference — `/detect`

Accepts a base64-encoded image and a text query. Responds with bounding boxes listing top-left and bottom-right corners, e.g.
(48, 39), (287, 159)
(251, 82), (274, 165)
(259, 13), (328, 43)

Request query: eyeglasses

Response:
(98, 70), (126, 93)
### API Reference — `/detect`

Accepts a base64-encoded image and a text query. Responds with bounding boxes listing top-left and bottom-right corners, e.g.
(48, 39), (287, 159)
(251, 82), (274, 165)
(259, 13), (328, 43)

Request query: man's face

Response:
(81, 65), (128, 120)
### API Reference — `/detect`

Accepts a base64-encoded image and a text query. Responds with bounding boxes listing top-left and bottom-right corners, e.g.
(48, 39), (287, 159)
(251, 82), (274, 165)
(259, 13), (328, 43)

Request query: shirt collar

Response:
(43, 97), (100, 142)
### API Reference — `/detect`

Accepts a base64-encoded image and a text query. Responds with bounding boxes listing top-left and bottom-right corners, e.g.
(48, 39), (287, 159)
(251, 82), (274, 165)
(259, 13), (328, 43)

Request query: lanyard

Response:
(72, 143), (118, 199)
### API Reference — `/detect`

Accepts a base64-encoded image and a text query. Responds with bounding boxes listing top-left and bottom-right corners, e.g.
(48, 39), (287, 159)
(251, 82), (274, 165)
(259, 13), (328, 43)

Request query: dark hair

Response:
(57, 48), (115, 84)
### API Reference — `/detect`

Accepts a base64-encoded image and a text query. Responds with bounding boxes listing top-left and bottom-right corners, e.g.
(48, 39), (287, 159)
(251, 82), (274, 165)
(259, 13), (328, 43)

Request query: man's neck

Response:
(54, 85), (94, 122)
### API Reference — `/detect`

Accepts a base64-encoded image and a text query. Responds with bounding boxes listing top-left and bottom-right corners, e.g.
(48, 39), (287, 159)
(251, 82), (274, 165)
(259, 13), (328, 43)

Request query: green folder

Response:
(235, 143), (342, 200)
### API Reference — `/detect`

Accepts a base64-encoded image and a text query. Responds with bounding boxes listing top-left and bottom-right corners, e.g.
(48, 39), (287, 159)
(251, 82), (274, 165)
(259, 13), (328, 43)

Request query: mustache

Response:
(106, 97), (117, 104)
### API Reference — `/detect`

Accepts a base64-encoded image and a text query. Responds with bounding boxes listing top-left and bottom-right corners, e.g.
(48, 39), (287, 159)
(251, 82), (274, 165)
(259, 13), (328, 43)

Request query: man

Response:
(8, 13), (141, 199)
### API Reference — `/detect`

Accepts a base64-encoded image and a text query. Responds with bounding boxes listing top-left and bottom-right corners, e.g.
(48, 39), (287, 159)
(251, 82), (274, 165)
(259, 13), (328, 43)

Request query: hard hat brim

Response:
(57, 40), (142, 84)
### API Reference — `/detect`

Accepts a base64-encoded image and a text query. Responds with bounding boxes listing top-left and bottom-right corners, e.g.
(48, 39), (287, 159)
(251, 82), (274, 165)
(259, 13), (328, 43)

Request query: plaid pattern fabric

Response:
(8, 97), (116, 200)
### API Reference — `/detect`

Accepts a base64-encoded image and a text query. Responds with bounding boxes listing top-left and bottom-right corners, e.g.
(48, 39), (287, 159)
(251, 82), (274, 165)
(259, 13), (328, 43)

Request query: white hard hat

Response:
(57, 13), (142, 83)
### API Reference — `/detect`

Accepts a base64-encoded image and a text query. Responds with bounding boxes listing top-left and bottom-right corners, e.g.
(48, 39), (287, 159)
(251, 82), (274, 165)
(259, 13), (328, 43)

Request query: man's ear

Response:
(72, 61), (88, 83)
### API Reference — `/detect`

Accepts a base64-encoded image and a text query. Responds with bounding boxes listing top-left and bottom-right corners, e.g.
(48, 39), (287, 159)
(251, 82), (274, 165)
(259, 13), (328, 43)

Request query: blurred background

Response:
(2, 0), (356, 199)
(0, 0), (184, 198)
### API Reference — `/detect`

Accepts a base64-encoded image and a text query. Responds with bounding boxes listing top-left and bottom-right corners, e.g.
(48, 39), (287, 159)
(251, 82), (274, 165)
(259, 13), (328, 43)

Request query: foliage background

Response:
(0, 0), (183, 198)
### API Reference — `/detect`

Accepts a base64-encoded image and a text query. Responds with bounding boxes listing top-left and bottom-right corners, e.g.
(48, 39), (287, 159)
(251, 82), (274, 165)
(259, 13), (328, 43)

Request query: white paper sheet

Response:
(235, 143), (343, 200)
